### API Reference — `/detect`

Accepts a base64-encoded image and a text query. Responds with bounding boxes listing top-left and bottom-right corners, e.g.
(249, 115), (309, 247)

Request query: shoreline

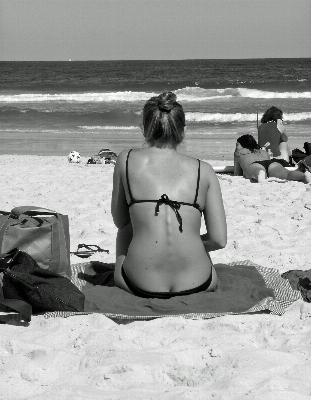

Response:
(0, 154), (234, 168)
(0, 129), (237, 161)
(0, 123), (309, 162)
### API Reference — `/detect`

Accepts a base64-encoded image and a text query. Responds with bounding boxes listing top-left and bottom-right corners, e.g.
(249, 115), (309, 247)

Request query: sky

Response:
(0, 0), (310, 61)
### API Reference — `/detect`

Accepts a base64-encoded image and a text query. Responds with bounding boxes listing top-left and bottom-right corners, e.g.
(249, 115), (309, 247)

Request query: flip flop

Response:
(70, 244), (109, 258)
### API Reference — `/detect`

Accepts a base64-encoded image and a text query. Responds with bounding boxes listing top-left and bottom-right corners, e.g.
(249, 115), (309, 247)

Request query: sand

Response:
(1, 155), (311, 399)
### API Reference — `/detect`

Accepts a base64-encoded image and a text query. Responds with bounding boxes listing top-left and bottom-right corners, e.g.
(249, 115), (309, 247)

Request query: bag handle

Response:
(0, 298), (32, 323)
(11, 206), (59, 217)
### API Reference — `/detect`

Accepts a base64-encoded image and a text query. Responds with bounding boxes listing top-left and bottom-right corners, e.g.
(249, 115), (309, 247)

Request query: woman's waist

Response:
(123, 254), (213, 292)
(128, 231), (206, 257)
(129, 205), (203, 229)
(124, 240), (211, 289)
(125, 246), (210, 267)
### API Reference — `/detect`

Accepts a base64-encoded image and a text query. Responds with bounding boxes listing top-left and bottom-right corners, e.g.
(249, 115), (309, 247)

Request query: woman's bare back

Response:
(116, 147), (214, 292)
(111, 92), (226, 296)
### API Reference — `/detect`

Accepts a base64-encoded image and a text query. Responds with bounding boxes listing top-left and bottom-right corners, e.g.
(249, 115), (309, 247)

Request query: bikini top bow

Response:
(155, 194), (183, 233)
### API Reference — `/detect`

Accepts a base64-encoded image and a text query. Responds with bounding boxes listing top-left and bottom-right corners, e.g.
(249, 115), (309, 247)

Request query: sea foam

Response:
(78, 125), (140, 130)
(1, 87), (311, 103)
(186, 112), (311, 123)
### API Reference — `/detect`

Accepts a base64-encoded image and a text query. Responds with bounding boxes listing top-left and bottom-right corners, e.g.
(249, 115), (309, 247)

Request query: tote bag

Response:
(0, 206), (71, 279)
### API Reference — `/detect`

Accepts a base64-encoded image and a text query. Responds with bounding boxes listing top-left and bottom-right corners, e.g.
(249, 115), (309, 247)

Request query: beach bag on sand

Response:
(98, 149), (117, 160)
(87, 149), (118, 165)
(292, 148), (307, 163)
(87, 155), (103, 164)
(0, 249), (85, 323)
(0, 206), (71, 279)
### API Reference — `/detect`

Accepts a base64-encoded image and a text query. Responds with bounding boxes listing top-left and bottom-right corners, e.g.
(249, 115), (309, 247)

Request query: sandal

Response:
(70, 244), (109, 258)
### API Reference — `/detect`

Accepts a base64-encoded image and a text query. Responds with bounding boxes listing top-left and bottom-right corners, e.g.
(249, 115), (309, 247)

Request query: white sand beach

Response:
(1, 155), (311, 399)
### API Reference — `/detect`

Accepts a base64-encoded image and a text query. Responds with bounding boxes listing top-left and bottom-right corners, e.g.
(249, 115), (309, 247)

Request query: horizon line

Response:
(1, 56), (311, 62)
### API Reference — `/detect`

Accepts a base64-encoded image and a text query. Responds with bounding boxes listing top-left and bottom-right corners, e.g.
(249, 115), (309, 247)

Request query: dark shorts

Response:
(252, 159), (291, 175)
(121, 265), (213, 299)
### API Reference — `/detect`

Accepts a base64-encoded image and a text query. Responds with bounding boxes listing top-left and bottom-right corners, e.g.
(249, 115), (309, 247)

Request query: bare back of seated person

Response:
(111, 92), (227, 298)
(114, 148), (220, 293)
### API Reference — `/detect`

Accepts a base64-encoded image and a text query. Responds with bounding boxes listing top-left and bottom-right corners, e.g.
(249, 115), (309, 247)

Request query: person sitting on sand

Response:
(111, 91), (227, 298)
(258, 106), (291, 163)
(234, 134), (311, 183)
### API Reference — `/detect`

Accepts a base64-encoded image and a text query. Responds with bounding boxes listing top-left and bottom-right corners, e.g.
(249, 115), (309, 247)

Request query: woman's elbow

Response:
(214, 237), (227, 250)
(112, 213), (131, 230)
(213, 229), (227, 249)
(204, 234), (227, 252)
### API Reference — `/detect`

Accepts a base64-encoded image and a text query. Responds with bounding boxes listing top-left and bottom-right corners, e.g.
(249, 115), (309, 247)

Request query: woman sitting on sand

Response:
(111, 91), (227, 298)
(234, 134), (311, 183)
(258, 106), (291, 162)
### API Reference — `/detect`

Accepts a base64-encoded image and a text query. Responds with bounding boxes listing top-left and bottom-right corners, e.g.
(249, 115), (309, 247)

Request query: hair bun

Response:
(157, 91), (176, 112)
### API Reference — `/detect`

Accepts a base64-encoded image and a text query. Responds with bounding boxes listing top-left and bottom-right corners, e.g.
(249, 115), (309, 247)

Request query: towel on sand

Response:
(44, 260), (301, 321)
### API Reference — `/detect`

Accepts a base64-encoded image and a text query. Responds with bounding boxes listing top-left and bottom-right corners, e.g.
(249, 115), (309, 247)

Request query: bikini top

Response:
(126, 149), (202, 233)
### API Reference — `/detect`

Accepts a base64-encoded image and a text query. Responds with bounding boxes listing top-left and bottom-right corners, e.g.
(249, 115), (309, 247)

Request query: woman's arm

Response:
(201, 164), (227, 252)
(277, 119), (288, 142)
(234, 153), (243, 176)
(111, 151), (131, 229)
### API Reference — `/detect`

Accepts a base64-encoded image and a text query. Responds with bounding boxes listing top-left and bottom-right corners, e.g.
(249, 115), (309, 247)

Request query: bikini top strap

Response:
(126, 149), (134, 203)
(193, 159), (201, 204)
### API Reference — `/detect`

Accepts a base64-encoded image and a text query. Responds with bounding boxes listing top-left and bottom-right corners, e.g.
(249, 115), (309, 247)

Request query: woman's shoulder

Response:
(197, 158), (214, 171)
(118, 148), (133, 158)
(114, 149), (133, 174)
(173, 154), (216, 175)
(170, 154), (215, 171)
(116, 148), (135, 164)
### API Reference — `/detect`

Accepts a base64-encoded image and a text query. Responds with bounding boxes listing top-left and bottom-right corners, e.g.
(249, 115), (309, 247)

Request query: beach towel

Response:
(44, 260), (301, 321)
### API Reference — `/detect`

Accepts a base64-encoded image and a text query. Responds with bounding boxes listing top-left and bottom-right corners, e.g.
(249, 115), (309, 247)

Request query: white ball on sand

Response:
(68, 151), (81, 163)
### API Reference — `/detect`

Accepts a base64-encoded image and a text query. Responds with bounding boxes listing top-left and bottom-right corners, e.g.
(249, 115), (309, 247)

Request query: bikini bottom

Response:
(121, 265), (213, 299)
(252, 158), (291, 175)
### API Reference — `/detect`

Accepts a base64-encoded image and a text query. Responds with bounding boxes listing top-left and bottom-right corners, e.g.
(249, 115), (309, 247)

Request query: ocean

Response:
(0, 59), (310, 161)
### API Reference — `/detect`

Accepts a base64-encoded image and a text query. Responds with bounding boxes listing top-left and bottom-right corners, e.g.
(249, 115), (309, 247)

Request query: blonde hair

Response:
(143, 91), (185, 147)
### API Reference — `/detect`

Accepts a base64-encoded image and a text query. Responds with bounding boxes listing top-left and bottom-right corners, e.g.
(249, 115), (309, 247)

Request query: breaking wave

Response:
(186, 112), (311, 123)
(1, 87), (311, 103)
